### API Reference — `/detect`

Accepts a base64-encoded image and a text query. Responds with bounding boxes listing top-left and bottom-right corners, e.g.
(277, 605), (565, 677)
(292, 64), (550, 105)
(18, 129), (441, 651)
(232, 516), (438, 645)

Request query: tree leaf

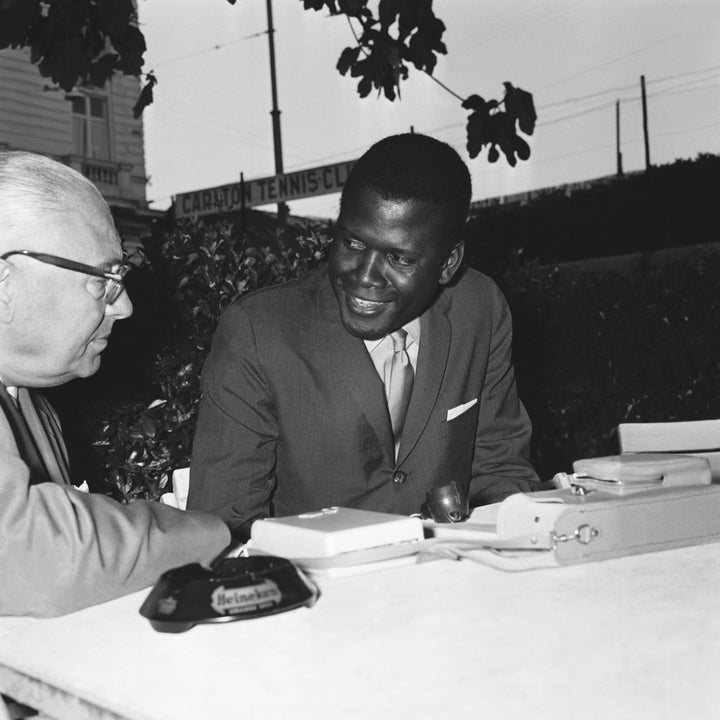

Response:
(515, 136), (531, 161)
(95, 0), (134, 36)
(465, 110), (487, 159)
(302, 0), (338, 13)
(503, 81), (537, 136)
(140, 414), (158, 438)
(378, 0), (400, 31)
(0, 0), (38, 48)
(462, 94), (487, 113)
(112, 25), (146, 76)
(89, 52), (118, 86)
(406, 14), (445, 73)
(50, 36), (90, 91)
(133, 71), (156, 119)
(336, 45), (360, 75)
(338, 0), (368, 18)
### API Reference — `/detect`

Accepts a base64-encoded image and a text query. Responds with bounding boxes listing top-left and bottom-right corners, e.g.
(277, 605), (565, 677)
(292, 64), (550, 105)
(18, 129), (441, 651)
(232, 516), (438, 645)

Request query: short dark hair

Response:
(341, 133), (472, 235)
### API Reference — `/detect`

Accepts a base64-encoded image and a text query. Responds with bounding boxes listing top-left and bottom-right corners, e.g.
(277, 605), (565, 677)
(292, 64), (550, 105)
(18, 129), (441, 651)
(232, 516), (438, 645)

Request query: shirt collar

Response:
(363, 317), (422, 354)
(0, 376), (18, 400)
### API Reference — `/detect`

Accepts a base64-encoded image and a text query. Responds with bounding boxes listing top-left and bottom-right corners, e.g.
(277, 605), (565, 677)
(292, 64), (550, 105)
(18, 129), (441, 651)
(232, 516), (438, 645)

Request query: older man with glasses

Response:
(0, 151), (230, 621)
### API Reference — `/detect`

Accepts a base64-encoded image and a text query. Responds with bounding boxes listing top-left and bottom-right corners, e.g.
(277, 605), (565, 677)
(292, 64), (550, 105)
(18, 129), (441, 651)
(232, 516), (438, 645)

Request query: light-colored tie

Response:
(386, 329), (414, 454)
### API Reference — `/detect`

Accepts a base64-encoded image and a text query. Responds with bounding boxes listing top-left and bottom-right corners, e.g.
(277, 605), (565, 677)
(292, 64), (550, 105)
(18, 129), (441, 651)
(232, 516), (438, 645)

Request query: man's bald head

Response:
(0, 151), (116, 255)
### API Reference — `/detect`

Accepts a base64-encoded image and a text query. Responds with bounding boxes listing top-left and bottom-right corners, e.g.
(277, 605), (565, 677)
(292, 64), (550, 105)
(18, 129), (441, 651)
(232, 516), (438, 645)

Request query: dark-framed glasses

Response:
(0, 249), (130, 304)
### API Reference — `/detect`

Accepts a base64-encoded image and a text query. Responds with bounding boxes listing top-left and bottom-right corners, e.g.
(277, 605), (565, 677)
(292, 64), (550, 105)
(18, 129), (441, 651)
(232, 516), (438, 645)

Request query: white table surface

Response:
(1, 543), (719, 720)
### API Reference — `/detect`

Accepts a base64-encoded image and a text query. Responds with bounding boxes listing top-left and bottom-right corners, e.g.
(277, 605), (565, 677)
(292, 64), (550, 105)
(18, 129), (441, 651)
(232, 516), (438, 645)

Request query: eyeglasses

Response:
(0, 249), (130, 304)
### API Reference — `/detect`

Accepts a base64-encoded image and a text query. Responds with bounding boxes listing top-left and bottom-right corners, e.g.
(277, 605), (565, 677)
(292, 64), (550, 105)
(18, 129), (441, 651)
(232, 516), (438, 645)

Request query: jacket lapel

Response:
(22, 388), (71, 486)
(0, 383), (53, 485)
(316, 274), (395, 461)
(396, 292), (451, 464)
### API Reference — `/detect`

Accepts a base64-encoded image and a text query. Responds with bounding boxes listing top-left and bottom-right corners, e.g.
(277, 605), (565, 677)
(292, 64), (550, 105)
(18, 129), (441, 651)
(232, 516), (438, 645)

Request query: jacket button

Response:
(393, 471), (407, 484)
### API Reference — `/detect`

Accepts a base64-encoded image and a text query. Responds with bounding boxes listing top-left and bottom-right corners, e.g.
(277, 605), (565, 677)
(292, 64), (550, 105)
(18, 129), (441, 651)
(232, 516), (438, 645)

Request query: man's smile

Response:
(345, 293), (392, 315)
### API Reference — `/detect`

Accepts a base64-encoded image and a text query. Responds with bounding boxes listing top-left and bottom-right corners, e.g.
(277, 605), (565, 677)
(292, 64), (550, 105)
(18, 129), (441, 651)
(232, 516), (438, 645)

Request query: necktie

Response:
(386, 329), (414, 455)
(0, 384), (53, 485)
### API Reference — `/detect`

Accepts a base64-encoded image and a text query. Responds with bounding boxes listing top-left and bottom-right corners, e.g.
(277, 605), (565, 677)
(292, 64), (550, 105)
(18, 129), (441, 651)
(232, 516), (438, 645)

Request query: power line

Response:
(538, 24), (708, 92)
(414, 72), (720, 140)
(537, 62), (720, 111)
(158, 72), (718, 180)
(648, 64), (720, 86)
(147, 29), (267, 70)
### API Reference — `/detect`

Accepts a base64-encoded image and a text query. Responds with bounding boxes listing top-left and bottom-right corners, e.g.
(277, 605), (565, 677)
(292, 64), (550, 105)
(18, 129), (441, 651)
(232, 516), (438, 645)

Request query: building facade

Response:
(0, 47), (160, 240)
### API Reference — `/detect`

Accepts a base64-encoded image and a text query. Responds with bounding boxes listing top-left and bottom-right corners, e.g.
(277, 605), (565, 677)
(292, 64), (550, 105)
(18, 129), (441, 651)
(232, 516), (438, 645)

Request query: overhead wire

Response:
(145, 29), (267, 72)
(143, 13), (720, 206)
(538, 23), (710, 92)
(141, 4), (720, 166)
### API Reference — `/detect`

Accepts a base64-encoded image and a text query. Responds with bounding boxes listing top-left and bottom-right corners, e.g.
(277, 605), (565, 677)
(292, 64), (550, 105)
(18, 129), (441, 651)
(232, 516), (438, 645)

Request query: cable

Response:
(146, 29), (267, 71)
(539, 24), (710, 92)
(647, 64), (720, 86)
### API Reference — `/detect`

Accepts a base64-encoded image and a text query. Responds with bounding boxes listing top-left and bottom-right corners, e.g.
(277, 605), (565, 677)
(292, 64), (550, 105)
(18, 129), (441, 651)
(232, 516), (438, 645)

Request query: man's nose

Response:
(356, 250), (384, 287)
(106, 288), (133, 319)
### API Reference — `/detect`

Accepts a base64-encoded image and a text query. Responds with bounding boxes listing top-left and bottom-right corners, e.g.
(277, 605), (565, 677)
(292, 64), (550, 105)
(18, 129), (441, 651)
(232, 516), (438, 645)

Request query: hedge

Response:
(48, 153), (720, 497)
(49, 219), (331, 500)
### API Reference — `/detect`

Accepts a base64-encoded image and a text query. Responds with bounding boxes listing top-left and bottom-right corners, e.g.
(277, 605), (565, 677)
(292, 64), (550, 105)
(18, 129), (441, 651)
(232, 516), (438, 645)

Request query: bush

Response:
(465, 153), (720, 273)
(50, 154), (720, 498)
(50, 218), (330, 501)
(497, 246), (720, 479)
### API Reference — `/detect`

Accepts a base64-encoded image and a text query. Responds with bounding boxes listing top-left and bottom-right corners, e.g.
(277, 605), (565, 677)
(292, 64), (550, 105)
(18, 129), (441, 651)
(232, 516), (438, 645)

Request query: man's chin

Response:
(73, 355), (103, 380)
(337, 297), (396, 339)
(340, 315), (391, 341)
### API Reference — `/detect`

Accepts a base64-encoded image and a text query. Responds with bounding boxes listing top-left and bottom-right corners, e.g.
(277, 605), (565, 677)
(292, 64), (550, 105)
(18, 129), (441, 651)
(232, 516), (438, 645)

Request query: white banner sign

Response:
(174, 159), (356, 219)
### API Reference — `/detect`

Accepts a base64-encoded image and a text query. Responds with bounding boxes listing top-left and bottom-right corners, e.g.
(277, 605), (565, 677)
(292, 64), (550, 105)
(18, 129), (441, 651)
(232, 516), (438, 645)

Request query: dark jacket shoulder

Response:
(224, 265), (327, 319)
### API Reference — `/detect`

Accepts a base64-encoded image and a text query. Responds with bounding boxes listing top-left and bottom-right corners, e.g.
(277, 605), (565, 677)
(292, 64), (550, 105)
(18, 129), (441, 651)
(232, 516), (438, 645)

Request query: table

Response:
(1, 543), (719, 720)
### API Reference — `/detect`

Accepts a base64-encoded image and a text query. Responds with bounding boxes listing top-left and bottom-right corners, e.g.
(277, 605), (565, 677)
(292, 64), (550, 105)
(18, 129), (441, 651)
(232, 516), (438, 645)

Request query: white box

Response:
(250, 506), (424, 559)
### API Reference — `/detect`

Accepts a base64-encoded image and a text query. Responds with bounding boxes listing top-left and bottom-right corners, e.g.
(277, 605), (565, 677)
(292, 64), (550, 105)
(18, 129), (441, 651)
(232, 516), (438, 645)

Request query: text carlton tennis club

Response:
(175, 160), (356, 219)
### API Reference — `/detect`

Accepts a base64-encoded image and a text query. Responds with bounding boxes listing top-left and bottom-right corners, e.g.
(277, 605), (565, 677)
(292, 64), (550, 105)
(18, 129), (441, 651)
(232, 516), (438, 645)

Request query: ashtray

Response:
(139, 555), (319, 633)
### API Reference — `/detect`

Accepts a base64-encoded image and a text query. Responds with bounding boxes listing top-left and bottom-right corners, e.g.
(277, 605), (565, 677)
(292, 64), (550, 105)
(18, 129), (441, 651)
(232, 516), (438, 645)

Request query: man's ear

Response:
(0, 262), (14, 323)
(438, 241), (465, 285)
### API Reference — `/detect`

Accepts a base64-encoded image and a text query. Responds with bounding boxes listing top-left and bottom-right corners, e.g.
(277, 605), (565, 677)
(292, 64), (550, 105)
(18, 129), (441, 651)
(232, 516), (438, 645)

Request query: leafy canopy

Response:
(0, 0), (155, 118)
(0, 0), (536, 163)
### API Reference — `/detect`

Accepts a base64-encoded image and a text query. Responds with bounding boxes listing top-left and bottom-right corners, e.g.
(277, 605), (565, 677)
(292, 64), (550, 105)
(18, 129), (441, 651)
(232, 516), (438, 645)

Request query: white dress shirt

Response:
(363, 317), (421, 386)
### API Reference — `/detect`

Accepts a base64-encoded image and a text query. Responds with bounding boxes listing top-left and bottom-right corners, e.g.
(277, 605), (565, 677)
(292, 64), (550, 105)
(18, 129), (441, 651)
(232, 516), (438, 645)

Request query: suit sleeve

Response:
(468, 283), (547, 505)
(0, 451), (231, 618)
(188, 303), (278, 537)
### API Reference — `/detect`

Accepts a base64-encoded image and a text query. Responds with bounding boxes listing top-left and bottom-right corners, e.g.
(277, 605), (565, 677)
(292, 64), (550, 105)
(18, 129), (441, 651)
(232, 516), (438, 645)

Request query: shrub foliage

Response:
(50, 153), (720, 497)
(50, 219), (330, 501)
(502, 247), (720, 478)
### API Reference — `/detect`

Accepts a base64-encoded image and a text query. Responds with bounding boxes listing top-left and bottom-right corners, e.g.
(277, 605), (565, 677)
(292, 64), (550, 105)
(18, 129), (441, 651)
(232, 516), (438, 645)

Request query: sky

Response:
(137, 0), (720, 219)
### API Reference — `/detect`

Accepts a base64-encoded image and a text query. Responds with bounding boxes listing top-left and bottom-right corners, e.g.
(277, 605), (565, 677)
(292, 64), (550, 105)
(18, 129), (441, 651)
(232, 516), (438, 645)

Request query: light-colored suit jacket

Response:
(0, 390), (230, 618)
(189, 266), (542, 536)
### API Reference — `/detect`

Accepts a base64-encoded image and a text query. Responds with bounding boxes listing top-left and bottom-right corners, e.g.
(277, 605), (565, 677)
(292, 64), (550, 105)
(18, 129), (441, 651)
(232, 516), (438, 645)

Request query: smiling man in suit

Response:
(189, 133), (543, 538)
(0, 151), (230, 619)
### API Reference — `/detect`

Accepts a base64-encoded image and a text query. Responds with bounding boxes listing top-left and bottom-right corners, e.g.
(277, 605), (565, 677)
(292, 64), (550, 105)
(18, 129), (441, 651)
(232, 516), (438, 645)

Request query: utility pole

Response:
(615, 100), (623, 176)
(640, 75), (651, 171)
(240, 171), (246, 236)
(265, 0), (287, 221)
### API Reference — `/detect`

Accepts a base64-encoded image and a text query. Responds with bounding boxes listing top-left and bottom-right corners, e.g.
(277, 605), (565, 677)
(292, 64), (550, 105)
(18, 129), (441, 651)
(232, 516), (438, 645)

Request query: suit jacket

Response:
(0, 387), (230, 618)
(189, 265), (542, 536)
(0, 385), (71, 486)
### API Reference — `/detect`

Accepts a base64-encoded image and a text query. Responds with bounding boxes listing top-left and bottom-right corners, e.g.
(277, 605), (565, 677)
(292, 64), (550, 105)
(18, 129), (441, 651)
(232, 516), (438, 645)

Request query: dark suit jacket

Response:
(189, 265), (541, 535)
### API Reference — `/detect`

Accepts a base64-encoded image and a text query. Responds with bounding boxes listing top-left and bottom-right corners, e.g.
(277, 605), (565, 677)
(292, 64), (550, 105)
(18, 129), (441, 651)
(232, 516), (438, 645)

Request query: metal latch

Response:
(552, 524), (601, 547)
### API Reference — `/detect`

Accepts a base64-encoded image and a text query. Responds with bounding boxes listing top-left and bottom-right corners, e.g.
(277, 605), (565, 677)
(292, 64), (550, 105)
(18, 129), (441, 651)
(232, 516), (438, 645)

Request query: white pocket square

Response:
(446, 398), (478, 422)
